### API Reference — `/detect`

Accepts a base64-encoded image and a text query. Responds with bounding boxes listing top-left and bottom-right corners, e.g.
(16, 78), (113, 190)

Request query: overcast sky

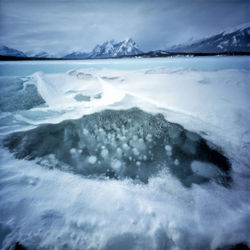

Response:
(0, 0), (249, 55)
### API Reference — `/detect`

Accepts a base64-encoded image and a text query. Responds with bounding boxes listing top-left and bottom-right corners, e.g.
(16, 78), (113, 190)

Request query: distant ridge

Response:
(25, 51), (56, 58)
(63, 51), (89, 59)
(168, 25), (250, 53)
(0, 46), (26, 58)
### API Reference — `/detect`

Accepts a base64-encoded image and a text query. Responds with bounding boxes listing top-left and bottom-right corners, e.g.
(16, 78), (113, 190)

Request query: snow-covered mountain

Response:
(169, 26), (250, 53)
(25, 51), (56, 58)
(0, 47), (56, 58)
(63, 51), (89, 59)
(64, 38), (143, 59)
(0, 46), (26, 57)
(89, 38), (142, 58)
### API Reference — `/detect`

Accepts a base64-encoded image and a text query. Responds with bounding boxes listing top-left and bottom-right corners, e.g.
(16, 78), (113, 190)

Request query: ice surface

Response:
(0, 57), (249, 77)
(0, 57), (250, 249)
(0, 76), (45, 112)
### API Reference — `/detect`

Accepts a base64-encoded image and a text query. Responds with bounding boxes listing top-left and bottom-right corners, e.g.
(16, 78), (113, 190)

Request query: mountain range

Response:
(168, 25), (250, 53)
(0, 25), (249, 59)
(64, 38), (142, 59)
(0, 46), (26, 58)
(25, 51), (56, 58)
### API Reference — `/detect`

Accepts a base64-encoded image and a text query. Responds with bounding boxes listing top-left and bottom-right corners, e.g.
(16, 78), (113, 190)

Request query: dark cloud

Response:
(0, 0), (249, 54)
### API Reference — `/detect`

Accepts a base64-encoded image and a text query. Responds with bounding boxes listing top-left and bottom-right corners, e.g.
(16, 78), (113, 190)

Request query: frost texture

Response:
(4, 108), (230, 186)
(0, 77), (45, 112)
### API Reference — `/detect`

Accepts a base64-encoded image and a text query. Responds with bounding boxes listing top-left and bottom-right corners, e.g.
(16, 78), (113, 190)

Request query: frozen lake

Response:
(0, 57), (250, 250)
(0, 56), (250, 76)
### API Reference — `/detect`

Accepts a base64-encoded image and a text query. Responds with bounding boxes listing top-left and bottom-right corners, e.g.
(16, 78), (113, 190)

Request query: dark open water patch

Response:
(3, 108), (231, 186)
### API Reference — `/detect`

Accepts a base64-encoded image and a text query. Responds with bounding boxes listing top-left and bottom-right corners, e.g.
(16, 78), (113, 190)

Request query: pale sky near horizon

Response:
(0, 0), (249, 55)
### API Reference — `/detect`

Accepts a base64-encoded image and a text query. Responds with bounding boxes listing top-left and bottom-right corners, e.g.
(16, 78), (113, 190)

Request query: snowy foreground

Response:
(0, 58), (250, 249)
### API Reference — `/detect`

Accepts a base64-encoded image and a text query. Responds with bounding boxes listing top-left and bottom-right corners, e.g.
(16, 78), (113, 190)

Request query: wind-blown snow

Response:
(0, 57), (249, 249)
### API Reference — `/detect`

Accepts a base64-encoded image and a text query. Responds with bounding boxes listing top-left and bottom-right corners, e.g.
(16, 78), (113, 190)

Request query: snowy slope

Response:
(0, 46), (26, 57)
(169, 26), (250, 53)
(26, 51), (56, 58)
(63, 51), (89, 59)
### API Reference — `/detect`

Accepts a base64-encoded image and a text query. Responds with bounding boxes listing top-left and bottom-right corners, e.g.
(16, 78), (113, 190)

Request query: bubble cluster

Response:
(4, 108), (231, 186)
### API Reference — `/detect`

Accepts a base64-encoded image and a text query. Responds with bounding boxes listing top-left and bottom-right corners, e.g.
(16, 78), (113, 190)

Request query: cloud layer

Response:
(0, 0), (249, 54)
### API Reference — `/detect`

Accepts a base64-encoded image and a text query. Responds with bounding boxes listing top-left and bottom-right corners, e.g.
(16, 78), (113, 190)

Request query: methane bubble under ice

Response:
(4, 108), (231, 186)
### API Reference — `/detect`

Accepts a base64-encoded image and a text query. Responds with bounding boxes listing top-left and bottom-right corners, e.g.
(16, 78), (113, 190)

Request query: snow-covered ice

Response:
(0, 57), (250, 250)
